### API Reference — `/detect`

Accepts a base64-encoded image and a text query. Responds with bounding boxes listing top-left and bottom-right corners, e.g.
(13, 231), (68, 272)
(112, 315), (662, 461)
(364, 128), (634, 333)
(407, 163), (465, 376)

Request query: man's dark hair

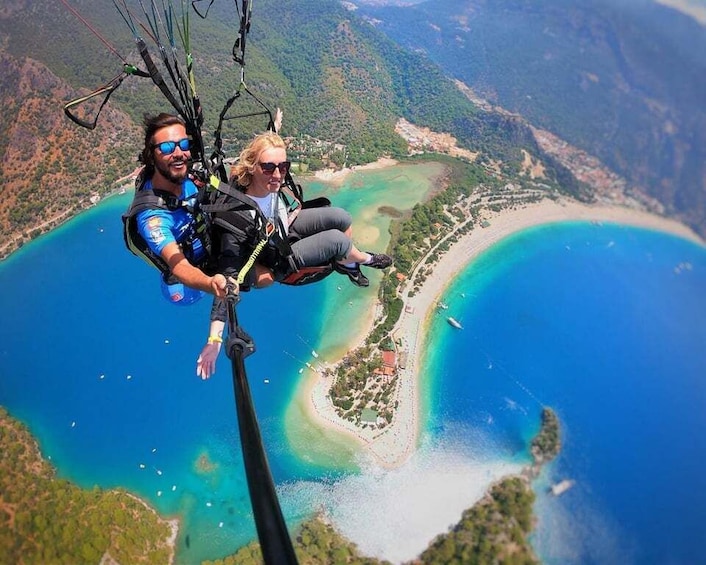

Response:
(139, 113), (187, 176)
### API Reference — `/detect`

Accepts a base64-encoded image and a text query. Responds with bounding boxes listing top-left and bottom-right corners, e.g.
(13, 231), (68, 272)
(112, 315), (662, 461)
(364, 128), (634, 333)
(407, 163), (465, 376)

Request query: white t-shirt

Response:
(248, 192), (289, 235)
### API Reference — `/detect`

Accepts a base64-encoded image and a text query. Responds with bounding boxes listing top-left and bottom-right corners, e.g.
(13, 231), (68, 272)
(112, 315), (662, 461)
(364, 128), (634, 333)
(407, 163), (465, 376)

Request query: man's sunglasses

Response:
(152, 138), (191, 155)
(259, 161), (291, 175)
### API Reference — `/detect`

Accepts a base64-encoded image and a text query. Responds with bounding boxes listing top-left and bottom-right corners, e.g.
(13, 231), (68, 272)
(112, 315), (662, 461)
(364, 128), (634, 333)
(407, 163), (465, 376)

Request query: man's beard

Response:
(155, 159), (188, 184)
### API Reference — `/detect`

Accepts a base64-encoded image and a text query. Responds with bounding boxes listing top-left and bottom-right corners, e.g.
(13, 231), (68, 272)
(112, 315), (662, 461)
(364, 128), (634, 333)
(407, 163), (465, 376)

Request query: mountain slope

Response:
(355, 0), (706, 236)
(0, 49), (140, 257)
(0, 0), (609, 255)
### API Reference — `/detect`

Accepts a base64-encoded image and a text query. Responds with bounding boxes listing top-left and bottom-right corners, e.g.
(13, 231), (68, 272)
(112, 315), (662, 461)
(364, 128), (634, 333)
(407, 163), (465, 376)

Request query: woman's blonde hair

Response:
(230, 132), (287, 189)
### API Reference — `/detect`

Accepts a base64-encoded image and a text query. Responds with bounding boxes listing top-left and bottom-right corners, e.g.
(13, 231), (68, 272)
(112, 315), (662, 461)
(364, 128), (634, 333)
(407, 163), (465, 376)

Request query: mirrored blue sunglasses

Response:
(152, 138), (191, 155)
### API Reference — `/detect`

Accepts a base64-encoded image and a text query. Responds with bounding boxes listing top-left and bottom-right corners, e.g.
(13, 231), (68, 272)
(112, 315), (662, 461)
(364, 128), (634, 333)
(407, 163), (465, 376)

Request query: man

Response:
(124, 113), (229, 304)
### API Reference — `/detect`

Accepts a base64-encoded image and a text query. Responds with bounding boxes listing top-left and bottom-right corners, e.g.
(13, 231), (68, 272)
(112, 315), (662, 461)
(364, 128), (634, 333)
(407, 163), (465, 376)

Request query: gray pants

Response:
(288, 207), (354, 267)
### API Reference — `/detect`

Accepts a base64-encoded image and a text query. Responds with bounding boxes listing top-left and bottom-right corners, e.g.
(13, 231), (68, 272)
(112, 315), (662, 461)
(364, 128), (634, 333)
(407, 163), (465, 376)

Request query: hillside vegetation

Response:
(0, 408), (175, 564)
(0, 49), (140, 257)
(0, 0), (584, 258)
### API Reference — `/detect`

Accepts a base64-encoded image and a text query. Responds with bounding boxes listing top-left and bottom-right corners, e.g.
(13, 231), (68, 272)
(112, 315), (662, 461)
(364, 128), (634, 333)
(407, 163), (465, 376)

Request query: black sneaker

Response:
(363, 253), (392, 269)
(334, 263), (370, 287)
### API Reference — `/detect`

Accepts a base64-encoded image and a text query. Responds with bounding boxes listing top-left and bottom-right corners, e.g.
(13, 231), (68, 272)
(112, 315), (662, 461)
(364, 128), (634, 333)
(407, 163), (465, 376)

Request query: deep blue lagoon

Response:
(425, 221), (706, 564)
(1, 193), (705, 564)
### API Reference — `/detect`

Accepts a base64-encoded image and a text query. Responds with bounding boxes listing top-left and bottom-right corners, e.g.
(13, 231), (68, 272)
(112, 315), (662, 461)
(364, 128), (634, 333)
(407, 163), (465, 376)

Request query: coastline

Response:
(304, 195), (704, 469)
(124, 491), (180, 564)
(312, 157), (399, 187)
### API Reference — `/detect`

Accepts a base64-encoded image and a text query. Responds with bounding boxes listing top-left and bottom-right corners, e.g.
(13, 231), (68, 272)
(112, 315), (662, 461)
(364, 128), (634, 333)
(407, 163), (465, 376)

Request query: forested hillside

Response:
(0, 50), (140, 257)
(0, 0), (587, 258)
(356, 0), (706, 237)
(0, 408), (175, 564)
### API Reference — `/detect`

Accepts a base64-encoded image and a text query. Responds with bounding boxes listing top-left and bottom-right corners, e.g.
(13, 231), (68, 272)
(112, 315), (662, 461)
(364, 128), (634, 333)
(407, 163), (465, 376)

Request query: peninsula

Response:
(303, 158), (703, 469)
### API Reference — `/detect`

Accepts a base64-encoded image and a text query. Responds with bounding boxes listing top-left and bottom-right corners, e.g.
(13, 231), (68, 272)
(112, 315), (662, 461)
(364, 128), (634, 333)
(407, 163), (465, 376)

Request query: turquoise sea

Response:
(1, 166), (705, 564)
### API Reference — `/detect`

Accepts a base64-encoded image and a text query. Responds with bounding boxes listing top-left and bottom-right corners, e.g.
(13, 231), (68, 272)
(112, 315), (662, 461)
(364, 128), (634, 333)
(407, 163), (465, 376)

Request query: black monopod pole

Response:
(224, 286), (299, 565)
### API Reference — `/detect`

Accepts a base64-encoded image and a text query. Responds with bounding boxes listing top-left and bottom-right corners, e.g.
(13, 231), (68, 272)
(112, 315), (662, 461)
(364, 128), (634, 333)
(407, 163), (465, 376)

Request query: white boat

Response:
(438, 301), (449, 310)
(447, 317), (463, 329)
(550, 479), (575, 496)
(311, 350), (319, 358)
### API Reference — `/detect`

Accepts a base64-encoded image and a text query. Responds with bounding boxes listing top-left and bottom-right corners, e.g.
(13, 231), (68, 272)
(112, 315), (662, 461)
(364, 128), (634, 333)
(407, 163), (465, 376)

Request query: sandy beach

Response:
(304, 193), (704, 469)
(313, 157), (399, 186)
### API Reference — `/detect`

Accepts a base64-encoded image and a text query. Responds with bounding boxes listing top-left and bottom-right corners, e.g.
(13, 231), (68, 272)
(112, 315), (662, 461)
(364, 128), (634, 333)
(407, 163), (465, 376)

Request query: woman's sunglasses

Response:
(152, 138), (191, 155)
(259, 161), (291, 175)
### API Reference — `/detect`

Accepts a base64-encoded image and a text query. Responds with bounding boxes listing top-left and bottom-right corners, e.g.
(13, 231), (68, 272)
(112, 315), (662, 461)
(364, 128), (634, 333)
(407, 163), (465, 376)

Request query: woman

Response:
(196, 132), (392, 379)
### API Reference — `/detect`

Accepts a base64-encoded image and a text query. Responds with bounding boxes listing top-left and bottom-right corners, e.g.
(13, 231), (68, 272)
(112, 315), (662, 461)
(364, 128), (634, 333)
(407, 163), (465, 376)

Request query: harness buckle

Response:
(162, 194), (182, 211)
(265, 220), (276, 237)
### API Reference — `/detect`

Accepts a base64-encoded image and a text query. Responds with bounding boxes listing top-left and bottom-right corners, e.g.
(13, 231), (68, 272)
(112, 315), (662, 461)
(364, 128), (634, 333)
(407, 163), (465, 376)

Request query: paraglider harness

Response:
(122, 167), (336, 290)
(201, 171), (336, 290)
(106, 0), (335, 291)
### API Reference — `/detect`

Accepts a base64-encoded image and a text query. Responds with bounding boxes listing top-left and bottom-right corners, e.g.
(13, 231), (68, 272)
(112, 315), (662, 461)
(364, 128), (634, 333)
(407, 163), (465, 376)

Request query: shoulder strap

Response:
(199, 176), (262, 213)
(123, 187), (187, 219)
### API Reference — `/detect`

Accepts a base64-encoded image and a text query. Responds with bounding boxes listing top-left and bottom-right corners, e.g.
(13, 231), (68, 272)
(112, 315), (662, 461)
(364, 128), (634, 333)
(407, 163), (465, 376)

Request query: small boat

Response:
(447, 317), (463, 329)
(550, 479), (575, 496)
(311, 350), (319, 358)
(438, 301), (449, 310)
